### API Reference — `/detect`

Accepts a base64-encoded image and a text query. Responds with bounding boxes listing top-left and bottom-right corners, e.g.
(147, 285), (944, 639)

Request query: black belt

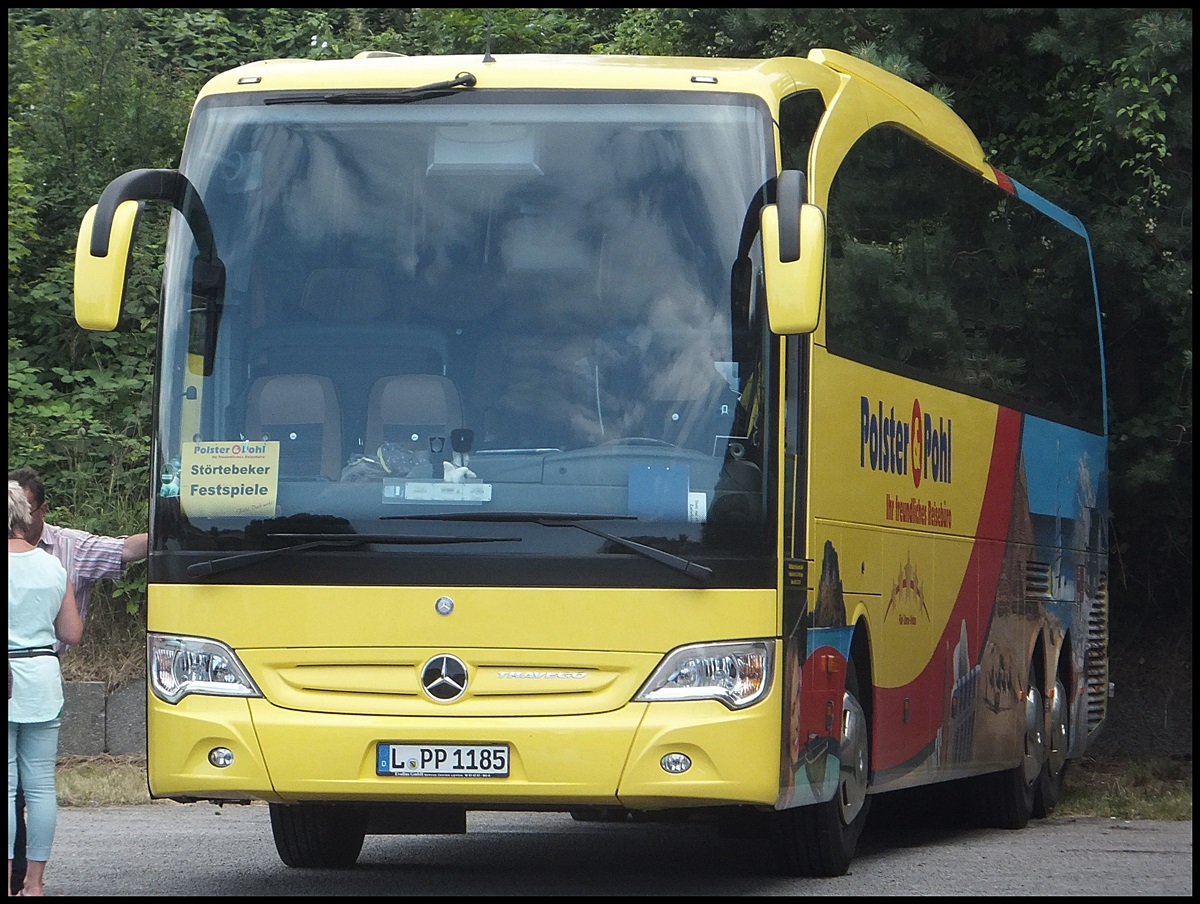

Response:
(8, 645), (58, 659)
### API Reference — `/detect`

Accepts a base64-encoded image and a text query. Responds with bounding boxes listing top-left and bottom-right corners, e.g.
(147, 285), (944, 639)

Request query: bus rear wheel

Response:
(773, 658), (871, 877)
(269, 802), (368, 868)
(979, 662), (1042, 829)
(1033, 671), (1070, 817)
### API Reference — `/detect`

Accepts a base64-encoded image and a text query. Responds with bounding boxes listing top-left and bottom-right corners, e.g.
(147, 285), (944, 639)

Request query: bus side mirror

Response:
(75, 168), (187, 332)
(74, 199), (143, 332)
(761, 169), (825, 335)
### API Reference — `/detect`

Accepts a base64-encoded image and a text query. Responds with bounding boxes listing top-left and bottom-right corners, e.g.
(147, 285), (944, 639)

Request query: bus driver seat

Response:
(245, 373), (344, 480)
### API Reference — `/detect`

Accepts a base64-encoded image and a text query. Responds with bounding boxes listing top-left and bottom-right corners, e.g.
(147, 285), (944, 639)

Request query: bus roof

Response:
(199, 52), (840, 99)
(197, 49), (987, 179)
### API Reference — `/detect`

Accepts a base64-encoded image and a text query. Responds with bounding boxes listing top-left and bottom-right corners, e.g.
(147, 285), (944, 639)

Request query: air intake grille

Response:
(1024, 561), (1052, 598)
(1085, 573), (1110, 731)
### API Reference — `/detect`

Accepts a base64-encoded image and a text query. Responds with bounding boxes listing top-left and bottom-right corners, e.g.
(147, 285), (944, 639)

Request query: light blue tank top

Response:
(9, 548), (69, 722)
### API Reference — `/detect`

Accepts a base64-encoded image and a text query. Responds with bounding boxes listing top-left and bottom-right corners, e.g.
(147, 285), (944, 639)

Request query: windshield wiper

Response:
(185, 530), (508, 578)
(381, 512), (713, 583)
(264, 72), (477, 106)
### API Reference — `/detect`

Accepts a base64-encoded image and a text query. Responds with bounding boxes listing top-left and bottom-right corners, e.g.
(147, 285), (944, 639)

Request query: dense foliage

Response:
(8, 9), (1191, 652)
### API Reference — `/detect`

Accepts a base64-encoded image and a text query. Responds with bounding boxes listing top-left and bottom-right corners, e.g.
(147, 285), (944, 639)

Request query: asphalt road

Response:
(41, 798), (1192, 896)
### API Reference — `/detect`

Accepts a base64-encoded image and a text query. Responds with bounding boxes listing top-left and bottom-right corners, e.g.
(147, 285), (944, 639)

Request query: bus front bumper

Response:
(146, 693), (782, 810)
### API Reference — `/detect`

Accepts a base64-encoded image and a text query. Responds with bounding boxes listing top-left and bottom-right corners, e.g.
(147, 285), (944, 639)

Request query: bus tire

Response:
(980, 662), (1042, 829)
(774, 657), (871, 877)
(1033, 670), (1070, 818)
(269, 802), (367, 868)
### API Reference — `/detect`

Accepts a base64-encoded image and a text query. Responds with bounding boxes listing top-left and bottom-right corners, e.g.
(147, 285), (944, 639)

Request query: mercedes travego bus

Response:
(73, 48), (1110, 876)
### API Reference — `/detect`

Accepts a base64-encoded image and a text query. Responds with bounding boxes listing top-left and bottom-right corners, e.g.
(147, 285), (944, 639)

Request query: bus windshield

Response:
(153, 91), (774, 578)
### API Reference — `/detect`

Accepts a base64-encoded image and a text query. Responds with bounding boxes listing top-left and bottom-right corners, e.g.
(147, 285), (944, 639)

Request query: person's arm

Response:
(122, 532), (149, 564)
(55, 579), (84, 647)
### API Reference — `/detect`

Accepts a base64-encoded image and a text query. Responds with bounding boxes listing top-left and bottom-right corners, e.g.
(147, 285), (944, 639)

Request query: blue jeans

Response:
(8, 717), (62, 863)
(9, 783), (25, 894)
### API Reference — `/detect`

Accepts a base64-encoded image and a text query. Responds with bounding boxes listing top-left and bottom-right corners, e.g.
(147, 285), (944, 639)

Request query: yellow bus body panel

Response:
(147, 584), (776, 651)
(808, 350), (995, 690)
(147, 584), (782, 807)
(148, 695), (780, 807)
(197, 53), (839, 106)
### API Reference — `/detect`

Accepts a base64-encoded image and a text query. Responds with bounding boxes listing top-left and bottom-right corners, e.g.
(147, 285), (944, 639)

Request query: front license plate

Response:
(376, 743), (509, 777)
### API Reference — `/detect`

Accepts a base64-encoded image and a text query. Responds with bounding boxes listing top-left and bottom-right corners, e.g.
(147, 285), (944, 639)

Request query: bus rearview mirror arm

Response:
(76, 168), (226, 374)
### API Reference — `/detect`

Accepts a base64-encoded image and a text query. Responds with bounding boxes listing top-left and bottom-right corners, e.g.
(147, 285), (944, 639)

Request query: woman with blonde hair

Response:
(8, 481), (81, 896)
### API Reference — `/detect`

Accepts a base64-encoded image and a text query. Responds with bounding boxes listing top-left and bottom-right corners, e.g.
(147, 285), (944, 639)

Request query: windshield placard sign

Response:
(180, 441), (279, 517)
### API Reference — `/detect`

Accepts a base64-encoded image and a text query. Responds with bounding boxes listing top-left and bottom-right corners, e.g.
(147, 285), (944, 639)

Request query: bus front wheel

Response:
(269, 802), (367, 868)
(773, 658), (871, 877)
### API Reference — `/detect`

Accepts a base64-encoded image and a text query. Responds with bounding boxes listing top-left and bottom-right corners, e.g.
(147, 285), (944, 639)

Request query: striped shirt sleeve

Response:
(60, 529), (127, 583)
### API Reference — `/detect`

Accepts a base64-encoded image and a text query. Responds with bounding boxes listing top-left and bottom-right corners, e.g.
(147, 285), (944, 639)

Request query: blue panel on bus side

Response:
(628, 462), (690, 521)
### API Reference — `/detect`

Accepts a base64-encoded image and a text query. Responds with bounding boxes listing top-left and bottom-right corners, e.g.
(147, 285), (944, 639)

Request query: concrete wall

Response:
(60, 681), (146, 756)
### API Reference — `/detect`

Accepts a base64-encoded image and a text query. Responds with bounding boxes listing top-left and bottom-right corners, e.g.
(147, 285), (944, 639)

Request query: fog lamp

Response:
(660, 752), (692, 774)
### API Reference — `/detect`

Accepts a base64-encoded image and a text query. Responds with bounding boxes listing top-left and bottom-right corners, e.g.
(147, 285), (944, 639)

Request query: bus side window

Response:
(825, 124), (1102, 430)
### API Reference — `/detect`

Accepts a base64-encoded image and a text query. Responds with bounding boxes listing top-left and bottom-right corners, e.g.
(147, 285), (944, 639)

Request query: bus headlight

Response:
(148, 633), (263, 704)
(634, 640), (773, 710)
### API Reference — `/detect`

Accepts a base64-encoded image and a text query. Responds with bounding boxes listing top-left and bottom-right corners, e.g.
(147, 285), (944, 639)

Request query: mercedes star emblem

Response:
(421, 654), (468, 702)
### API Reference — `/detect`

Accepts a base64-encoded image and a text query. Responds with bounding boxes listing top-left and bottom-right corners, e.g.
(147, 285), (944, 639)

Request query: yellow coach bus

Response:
(74, 48), (1109, 876)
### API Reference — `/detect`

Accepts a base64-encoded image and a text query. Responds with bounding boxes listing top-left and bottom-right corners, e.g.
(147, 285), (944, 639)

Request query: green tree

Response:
(7, 7), (1191, 665)
(629, 6), (1192, 640)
